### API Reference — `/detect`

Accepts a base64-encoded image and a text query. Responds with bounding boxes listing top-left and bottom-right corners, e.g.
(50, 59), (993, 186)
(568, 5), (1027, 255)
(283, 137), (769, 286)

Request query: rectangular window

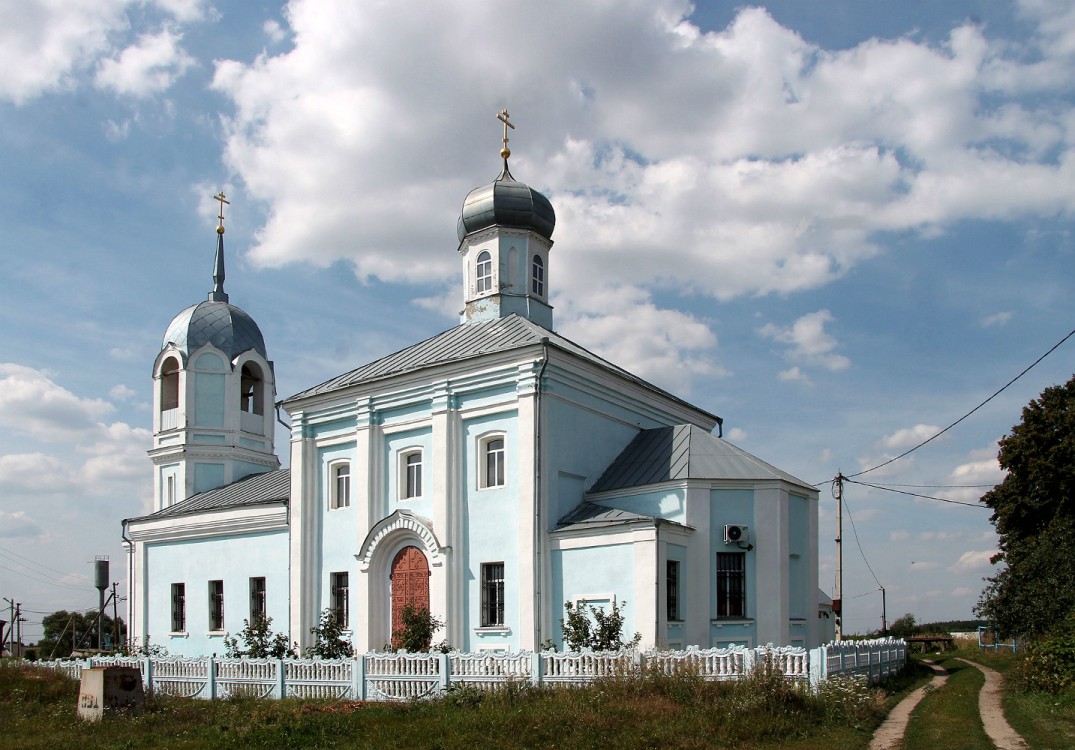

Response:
(716, 552), (746, 618)
(480, 562), (505, 627)
(209, 579), (224, 631)
(404, 451), (422, 498)
(171, 583), (186, 632)
(166, 474), (176, 506)
(666, 560), (680, 621)
(482, 437), (505, 488)
(330, 572), (349, 628)
(332, 463), (350, 509)
(249, 576), (266, 622)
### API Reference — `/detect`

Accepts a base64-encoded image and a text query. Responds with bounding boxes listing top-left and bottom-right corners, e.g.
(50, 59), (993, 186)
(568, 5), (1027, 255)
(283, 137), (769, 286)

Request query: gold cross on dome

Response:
(214, 191), (230, 234)
(497, 109), (514, 159)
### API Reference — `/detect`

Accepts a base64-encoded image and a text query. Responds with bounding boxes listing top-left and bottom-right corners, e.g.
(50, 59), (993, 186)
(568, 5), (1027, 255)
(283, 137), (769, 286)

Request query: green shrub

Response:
(1013, 617), (1075, 694)
(391, 603), (445, 652)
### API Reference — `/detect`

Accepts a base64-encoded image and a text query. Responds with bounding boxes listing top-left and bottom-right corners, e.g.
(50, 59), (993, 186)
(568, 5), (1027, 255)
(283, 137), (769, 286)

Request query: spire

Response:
(209, 191), (230, 303)
(497, 109), (514, 178)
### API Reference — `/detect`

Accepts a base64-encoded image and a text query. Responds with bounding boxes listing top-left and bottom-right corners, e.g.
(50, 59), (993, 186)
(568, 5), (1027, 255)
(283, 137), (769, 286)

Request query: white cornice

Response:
(126, 503), (288, 543)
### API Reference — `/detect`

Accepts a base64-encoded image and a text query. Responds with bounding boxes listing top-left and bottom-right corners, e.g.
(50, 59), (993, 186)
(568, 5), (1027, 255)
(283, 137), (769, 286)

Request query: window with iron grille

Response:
(249, 577), (266, 622)
(208, 580), (224, 631)
(716, 552), (746, 618)
(171, 582), (186, 632)
(666, 560), (681, 621)
(330, 572), (349, 628)
(480, 562), (505, 627)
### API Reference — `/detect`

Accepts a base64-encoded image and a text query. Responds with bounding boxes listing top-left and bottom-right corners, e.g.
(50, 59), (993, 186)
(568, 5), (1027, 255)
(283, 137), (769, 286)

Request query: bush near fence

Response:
(32, 639), (905, 702)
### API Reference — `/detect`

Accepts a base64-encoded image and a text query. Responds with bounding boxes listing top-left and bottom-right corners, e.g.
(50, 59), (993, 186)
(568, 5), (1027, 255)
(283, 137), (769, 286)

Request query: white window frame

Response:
(475, 250), (493, 294)
(478, 433), (507, 489)
(531, 254), (545, 297)
(399, 449), (423, 500)
(329, 461), (351, 510)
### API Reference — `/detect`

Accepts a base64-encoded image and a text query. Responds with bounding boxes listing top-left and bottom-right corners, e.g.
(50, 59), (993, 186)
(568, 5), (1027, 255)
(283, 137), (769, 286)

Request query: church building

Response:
(123, 114), (821, 656)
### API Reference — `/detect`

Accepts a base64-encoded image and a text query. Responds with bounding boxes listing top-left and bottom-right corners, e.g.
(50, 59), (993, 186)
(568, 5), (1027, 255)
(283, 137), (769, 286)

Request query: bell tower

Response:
(148, 193), (280, 511)
(457, 110), (556, 329)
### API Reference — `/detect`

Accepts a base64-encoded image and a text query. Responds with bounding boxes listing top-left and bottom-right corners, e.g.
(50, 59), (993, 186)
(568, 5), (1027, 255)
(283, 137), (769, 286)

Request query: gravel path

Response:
(956, 658), (1029, 750)
(868, 659), (948, 750)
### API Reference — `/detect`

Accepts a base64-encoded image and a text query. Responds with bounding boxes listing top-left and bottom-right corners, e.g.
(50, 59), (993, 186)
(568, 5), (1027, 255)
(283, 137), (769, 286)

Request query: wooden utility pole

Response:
(833, 472), (844, 641)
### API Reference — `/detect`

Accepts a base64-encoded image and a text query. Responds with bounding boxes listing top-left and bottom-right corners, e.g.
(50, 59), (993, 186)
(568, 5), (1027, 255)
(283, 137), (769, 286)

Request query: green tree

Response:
(888, 613), (917, 640)
(560, 600), (641, 652)
(976, 374), (1075, 639)
(391, 603), (445, 652)
(304, 609), (354, 659)
(36, 610), (127, 659)
(224, 614), (294, 658)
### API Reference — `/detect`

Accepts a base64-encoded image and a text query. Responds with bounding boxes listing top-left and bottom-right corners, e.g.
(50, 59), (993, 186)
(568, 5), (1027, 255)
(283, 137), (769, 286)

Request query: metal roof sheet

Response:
(127, 468), (290, 522)
(162, 300), (267, 359)
(554, 501), (659, 532)
(589, 424), (813, 493)
(285, 315), (716, 424)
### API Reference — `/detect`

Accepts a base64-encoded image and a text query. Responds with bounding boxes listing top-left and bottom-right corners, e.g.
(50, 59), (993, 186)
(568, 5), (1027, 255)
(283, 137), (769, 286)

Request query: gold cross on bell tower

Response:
(214, 191), (230, 235)
(497, 109), (514, 161)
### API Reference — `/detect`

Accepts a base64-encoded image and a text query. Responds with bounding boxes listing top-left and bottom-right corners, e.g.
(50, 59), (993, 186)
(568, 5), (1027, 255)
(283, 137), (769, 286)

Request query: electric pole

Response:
(833, 472), (844, 641)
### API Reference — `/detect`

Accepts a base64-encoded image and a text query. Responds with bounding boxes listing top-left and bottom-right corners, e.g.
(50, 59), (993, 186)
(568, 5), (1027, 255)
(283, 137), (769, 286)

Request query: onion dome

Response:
(160, 192), (267, 360)
(162, 300), (267, 360)
(457, 166), (556, 242)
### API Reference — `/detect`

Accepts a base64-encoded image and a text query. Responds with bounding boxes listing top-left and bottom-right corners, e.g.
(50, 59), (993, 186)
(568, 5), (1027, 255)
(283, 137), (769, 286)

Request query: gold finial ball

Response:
(500, 147), (511, 159)
(217, 225), (225, 235)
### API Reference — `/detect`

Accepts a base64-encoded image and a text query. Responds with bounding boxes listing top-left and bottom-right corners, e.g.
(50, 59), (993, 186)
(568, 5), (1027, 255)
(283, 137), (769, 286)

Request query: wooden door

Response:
(390, 546), (430, 645)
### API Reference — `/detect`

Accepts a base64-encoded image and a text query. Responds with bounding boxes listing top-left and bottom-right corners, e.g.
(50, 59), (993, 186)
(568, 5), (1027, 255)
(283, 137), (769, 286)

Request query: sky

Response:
(2, 0), (1074, 643)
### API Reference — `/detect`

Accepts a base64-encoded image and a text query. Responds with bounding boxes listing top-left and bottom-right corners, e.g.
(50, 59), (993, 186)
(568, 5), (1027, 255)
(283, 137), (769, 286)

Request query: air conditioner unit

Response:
(724, 524), (750, 544)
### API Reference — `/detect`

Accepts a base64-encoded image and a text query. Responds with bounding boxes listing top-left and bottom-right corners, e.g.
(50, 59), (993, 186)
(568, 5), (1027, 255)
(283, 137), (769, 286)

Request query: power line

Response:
(866, 482), (996, 489)
(0, 563), (87, 592)
(0, 546), (74, 578)
(846, 478), (989, 508)
(842, 496), (883, 589)
(848, 324), (1075, 479)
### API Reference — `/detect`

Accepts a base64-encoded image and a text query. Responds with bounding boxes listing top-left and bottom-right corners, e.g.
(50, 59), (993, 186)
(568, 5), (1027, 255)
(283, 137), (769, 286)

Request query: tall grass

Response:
(1, 659), (907, 749)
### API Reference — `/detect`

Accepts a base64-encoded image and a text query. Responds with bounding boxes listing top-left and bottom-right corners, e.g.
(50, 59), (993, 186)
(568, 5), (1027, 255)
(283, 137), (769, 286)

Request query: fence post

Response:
(438, 652), (450, 694)
(531, 651), (543, 687)
(207, 657), (217, 700)
(276, 658), (286, 700)
(143, 657), (153, 695)
(353, 655), (365, 701)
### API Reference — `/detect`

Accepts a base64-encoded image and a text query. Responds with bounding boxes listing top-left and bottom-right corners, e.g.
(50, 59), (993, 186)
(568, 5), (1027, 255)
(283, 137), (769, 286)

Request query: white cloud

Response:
(94, 26), (195, 97)
(0, 511), (43, 539)
(890, 530), (909, 542)
(778, 366), (809, 383)
(726, 427), (747, 442)
(263, 19), (287, 44)
(109, 384), (138, 401)
(880, 424), (942, 451)
(982, 311), (1013, 327)
(760, 310), (850, 373)
(0, 363), (114, 440)
(950, 549), (996, 573)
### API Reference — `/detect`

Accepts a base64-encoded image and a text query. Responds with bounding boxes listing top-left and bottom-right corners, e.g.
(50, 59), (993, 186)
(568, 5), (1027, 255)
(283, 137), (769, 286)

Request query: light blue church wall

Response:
(194, 463), (225, 494)
(788, 494), (809, 624)
(146, 529), (289, 656)
(550, 542), (637, 647)
(710, 488), (756, 647)
(461, 410), (520, 650)
(318, 443), (357, 627)
(665, 542), (687, 649)
(544, 393), (652, 524)
(383, 427), (433, 521)
(594, 489), (686, 524)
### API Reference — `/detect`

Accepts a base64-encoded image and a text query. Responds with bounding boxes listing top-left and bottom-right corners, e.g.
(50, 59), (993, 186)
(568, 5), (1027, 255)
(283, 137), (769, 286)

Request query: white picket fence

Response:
(35, 639), (904, 701)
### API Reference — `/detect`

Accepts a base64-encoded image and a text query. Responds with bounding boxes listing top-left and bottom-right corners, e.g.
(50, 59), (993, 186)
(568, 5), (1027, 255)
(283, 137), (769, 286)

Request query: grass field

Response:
(0, 659), (928, 750)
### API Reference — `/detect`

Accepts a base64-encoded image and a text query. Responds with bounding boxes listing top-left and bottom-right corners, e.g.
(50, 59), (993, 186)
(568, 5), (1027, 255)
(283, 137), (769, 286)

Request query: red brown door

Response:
(390, 546), (430, 645)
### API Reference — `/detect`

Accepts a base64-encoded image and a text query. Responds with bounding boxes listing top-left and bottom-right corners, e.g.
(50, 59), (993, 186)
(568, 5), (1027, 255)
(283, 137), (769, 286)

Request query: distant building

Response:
(124, 119), (821, 656)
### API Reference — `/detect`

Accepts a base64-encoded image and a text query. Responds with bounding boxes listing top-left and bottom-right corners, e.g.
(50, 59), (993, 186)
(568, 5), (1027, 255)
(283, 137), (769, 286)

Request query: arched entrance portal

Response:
(390, 546), (430, 645)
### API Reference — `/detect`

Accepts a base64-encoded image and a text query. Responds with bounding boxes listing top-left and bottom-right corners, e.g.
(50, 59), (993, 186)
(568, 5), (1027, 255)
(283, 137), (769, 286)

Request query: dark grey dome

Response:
(457, 169), (555, 242)
(162, 300), (267, 360)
